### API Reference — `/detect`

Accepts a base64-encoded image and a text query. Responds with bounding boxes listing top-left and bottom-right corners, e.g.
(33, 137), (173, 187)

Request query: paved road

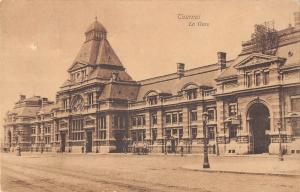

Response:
(1, 153), (299, 192)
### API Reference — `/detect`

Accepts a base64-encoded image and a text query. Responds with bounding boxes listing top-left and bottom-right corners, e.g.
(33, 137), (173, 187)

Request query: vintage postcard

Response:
(1, 0), (300, 192)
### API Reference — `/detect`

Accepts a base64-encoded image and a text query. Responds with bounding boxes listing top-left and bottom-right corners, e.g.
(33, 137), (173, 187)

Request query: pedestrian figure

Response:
(16, 145), (21, 156)
(180, 146), (184, 157)
(81, 146), (84, 153)
(124, 140), (128, 154)
(143, 142), (147, 155)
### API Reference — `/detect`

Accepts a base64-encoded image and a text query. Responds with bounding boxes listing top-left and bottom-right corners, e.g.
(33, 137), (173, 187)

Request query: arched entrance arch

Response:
(247, 102), (270, 154)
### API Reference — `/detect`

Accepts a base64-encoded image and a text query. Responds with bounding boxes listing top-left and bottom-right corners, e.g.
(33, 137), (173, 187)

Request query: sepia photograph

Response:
(0, 0), (300, 191)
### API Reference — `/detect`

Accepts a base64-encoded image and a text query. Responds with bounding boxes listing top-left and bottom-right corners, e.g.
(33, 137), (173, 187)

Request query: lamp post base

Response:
(203, 163), (210, 169)
(279, 155), (284, 161)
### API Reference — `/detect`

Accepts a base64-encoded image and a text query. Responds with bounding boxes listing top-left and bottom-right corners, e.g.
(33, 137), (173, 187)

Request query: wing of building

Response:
(3, 14), (300, 155)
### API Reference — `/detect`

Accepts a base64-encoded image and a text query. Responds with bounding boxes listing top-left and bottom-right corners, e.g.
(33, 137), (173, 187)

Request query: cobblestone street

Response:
(1, 153), (300, 192)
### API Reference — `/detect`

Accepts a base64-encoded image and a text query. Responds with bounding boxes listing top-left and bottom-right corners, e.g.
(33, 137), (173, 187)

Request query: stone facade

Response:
(3, 15), (300, 155)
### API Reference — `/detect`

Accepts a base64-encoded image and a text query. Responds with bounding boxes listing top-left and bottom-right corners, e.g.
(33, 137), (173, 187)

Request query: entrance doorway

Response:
(86, 131), (93, 153)
(8, 131), (12, 148)
(114, 131), (125, 152)
(171, 138), (176, 153)
(60, 132), (66, 152)
(248, 103), (270, 154)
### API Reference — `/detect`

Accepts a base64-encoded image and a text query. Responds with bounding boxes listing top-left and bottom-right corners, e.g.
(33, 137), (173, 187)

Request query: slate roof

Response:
(8, 106), (40, 117)
(88, 67), (133, 81)
(7, 96), (55, 117)
(72, 38), (123, 68)
(40, 103), (59, 114)
(136, 64), (221, 101)
(62, 19), (134, 88)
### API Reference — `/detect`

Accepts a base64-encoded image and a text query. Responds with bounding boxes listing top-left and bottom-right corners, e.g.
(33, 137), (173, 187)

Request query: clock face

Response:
(71, 95), (84, 111)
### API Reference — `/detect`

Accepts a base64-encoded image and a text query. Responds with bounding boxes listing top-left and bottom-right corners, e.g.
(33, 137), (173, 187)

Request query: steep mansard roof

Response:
(72, 38), (123, 68)
(8, 106), (40, 117)
(7, 96), (55, 117)
(136, 64), (221, 101)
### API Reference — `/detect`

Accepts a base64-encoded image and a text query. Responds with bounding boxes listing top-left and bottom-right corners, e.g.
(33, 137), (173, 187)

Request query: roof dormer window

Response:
(148, 96), (157, 105)
(187, 89), (197, 100)
(182, 83), (198, 100)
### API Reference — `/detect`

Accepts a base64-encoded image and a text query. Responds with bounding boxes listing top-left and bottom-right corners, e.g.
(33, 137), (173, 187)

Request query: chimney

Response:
(294, 12), (300, 28)
(217, 52), (226, 70)
(20, 95), (26, 101)
(177, 63), (185, 77)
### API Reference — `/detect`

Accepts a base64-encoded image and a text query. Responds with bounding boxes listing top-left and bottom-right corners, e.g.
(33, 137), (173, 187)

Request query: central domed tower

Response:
(70, 17), (128, 74)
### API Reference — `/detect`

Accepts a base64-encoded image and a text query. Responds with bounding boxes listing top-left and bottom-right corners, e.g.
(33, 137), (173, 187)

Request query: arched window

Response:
(182, 83), (199, 100)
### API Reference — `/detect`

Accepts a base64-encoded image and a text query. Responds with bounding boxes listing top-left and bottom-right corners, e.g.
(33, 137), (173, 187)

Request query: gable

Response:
(235, 53), (285, 69)
(68, 62), (86, 72)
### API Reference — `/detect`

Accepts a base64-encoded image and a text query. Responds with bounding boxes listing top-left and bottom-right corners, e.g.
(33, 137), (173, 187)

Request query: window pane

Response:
(255, 72), (261, 86)
(291, 98), (300, 112)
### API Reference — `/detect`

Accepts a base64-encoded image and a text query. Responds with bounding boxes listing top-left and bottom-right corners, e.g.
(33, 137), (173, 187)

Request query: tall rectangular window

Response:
(152, 129), (157, 141)
(137, 116), (142, 126)
(151, 114), (157, 126)
(246, 72), (252, 87)
(142, 116), (146, 125)
(166, 114), (171, 124)
(263, 70), (270, 85)
(113, 115), (119, 128)
(190, 110), (197, 121)
(88, 93), (93, 105)
(291, 97), (300, 112)
(207, 109), (215, 122)
(255, 72), (261, 86)
(165, 129), (171, 138)
(63, 99), (68, 109)
(72, 119), (84, 141)
(191, 128), (197, 139)
(208, 127), (215, 139)
(132, 117), (137, 126)
(178, 113), (183, 123)
(172, 113), (177, 124)
(179, 129), (183, 139)
(97, 116), (106, 139)
(229, 126), (237, 138)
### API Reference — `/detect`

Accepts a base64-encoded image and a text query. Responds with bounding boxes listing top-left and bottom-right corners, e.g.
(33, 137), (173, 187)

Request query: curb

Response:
(181, 167), (300, 178)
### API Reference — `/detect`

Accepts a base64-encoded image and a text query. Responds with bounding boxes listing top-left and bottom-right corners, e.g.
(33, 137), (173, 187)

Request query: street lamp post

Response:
(202, 112), (210, 168)
(277, 120), (284, 161)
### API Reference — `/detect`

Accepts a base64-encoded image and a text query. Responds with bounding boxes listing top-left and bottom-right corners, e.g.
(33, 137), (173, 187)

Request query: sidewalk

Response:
(183, 157), (300, 177)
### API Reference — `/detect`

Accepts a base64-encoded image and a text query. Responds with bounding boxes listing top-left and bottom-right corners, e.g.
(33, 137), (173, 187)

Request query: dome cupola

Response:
(85, 17), (107, 42)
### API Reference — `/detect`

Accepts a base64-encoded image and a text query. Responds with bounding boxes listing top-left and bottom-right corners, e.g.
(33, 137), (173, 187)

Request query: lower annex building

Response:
(3, 13), (300, 155)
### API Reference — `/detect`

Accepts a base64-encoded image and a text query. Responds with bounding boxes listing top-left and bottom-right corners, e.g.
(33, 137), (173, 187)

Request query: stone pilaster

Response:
(182, 107), (190, 139)
(156, 110), (163, 141)
(216, 99), (225, 135)
(145, 112), (151, 140)
(106, 113), (113, 140)
(196, 105), (204, 138)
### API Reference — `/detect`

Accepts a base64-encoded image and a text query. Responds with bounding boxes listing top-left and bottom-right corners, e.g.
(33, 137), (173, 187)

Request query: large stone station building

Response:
(3, 13), (300, 155)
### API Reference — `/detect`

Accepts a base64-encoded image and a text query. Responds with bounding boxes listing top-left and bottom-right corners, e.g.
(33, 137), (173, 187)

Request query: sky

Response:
(0, 0), (299, 141)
